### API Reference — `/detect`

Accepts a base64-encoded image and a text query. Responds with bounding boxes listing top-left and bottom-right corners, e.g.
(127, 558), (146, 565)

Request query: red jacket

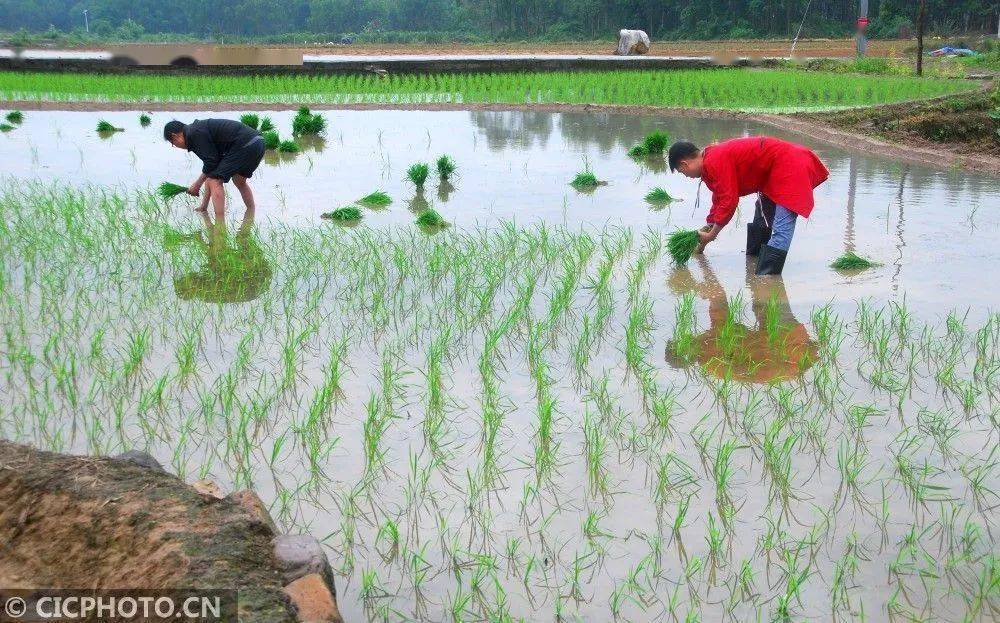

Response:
(702, 136), (829, 226)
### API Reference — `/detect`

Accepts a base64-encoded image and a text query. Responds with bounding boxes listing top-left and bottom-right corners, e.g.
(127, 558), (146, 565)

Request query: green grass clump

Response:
(642, 131), (669, 153)
(407, 163), (430, 188)
(277, 140), (300, 153)
(415, 208), (447, 227)
(239, 113), (260, 130)
(628, 144), (649, 158)
(359, 191), (392, 208)
(645, 187), (675, 204)
(292, 106), (326, 135)
(139, 113), (151, 127)
(259, 116), (274, 132)
(436, 155), (457, 180)
(0, 123), (13, 132)
(570, 170), (605, 188)
(6, 110), (23, 124)
(262, 130), (280, 150)
(96, 120), (123, 133)
(668, 229), (701, 264)
(157, 182), (188, 200)
(830, 251), (881, 271)
(322, 206), (363, 222)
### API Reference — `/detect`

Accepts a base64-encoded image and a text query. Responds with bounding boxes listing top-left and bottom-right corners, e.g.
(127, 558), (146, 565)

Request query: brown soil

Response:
(8, 95), (999, 176)
(0, 441), (294, 622)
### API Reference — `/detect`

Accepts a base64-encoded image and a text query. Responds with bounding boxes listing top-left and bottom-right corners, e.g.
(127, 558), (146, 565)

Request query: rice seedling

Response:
(259, 116), (274, 132)
(262, 130), (280, 150)
(414, 208), (448, 228)
(138, 113), (151, 127)
(321, 206), (363, 223)
(407, 163), (430, 188)
(644, 187), (675, 205)
(292, 106), (326, 135)
(6, 110), (23, 124)
(667, 229), (701, 264)
(830, 251), (881, 271)
(156, 182), (188, 200)
(629, 131), (670, 158)
(0, 123), (13, 132)
(436, 155), (457, 180)
(277, 139), (300, 153)
(358, 191), (392, 208)
(239, 113), (260, 130)
(96, 120), (123, 133)
(570, 170), (606, 189)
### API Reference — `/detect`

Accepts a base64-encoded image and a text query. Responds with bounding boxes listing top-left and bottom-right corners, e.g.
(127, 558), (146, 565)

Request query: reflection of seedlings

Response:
(259, 116), (274, 132)
(139, 113), (151, 127)
(321, 206), (363, 223)
(437, 180), (455, 203)
(407, 163), (430, 189)
(239, 113), (260, 130)
(831, 252), (881, 271)
(436, 155), (457, 180)
(157, 182), (187, 200)
(415, 208), (447, 227)
(359, 191), (392, 209)
(6, 110), (24, 124)
(407, 191), (430, 214)
(96, 120), (123, 134)
(277, 140), (300, 154)
(297, 134), (326, 153)
(262, 130), (280, 150)
(645, 187), (676, 205)
(667, 229), (700, 264)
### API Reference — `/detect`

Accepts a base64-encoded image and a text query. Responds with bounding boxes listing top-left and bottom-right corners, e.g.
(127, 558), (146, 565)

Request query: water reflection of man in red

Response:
(665, 257), (817, 384)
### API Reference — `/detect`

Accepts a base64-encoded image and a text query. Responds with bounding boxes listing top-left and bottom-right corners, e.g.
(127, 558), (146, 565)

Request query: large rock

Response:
(273, 535), (336, 592)
(113, 450), (165, 472)
(615, 29), (651, 56)
(282, 573), (343, 623)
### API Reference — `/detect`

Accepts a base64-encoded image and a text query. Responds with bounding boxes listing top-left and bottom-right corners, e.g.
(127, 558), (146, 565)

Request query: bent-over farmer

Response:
(163, 118), (265, 218)
(668, 136), (829, 275)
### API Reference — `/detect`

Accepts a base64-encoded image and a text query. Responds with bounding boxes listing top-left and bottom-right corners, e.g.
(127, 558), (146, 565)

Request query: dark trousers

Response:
(746, 195), (776, 256)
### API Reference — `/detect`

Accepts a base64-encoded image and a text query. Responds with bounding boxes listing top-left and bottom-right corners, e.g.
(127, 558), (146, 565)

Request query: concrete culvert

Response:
(0, 441), (343, 623)
(170, 56), (199, 67)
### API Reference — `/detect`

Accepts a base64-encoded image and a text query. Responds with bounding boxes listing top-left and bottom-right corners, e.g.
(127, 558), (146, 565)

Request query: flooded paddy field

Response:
(1, 109), (998, 622)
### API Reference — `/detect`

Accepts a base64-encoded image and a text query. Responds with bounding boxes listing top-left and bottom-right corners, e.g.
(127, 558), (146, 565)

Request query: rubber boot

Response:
(755, 244), (787, 276)
(746, 222), (771, 256)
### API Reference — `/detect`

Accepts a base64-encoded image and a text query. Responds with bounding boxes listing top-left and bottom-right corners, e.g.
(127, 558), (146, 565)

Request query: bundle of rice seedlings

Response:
(239, 113), (260, 130)
(407, 163), (430, 188)
(628, 144), (649, 159)
(0, 123), (13, 132)
(96, 120), (123, 133)
(830, 251), (881, 271)
(321, 206), (363, 222)
(570, 170), (606, 188)
(292, 107), (326, 135)
(642, 131), (669, 154)
(277, 140), (300, 153)
(262, 130), (280, 150)
(415, 208), (448, 227)
(358, 191), (392, 208)
(645, 187), (675, 204)
(139, 113), (151, 127)
(259, 117), (275, 132)
(157, 182), (188, 200)
(6, 110), (24, 124)
(668, 229), (701, 264)
(436, 155), (457, 180)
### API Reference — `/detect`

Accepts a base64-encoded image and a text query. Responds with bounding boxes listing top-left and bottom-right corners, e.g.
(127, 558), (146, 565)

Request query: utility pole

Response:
(83, 9), (89, 34)
(916, 0), (926, 76)
(857, 0), (869, 57)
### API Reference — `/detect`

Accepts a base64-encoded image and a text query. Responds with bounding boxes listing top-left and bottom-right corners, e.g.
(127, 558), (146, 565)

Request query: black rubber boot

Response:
(746, 195), (776, 256)
(755, 244), (787, 276)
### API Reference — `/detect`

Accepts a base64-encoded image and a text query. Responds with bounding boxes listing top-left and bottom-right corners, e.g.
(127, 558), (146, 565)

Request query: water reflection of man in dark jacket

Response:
(169, 208), (272, 304)
(665, 256), (817, 384)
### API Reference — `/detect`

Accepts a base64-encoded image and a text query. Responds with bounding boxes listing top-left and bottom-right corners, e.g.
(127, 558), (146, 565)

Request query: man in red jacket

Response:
(668, 137), (829, 275)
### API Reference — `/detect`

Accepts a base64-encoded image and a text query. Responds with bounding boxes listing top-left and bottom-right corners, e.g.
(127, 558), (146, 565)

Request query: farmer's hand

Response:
(187, 182), (202, 197)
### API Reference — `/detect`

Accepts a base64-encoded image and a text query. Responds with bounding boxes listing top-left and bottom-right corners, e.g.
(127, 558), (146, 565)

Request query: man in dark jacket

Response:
(164, 118), (265, 218)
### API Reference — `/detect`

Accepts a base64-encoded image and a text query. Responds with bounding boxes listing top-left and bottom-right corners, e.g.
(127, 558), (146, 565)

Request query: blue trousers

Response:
(767, 204), (797, 251)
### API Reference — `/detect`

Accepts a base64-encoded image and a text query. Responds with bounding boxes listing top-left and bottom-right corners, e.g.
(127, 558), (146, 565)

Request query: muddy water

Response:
(1, 109), (999, 622)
